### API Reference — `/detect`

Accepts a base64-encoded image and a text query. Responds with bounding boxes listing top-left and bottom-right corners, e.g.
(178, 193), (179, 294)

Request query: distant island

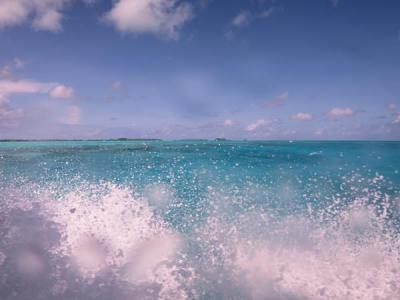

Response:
(0, 138), (163, 142)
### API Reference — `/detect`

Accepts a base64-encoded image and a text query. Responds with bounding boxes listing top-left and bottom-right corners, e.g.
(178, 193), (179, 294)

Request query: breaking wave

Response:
(0, 175), (399, 299)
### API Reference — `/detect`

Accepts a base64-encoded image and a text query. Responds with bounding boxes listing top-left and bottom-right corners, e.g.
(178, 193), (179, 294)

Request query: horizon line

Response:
(1, 139), (399, 142)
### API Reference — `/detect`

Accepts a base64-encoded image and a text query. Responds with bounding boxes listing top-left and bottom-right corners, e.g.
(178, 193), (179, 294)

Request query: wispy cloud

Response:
(63, 105), (81, 125)
(0, 79), (52, 96)
(112, 81), (122, 91)
(0, 66), (13, 79)
(246, 119), (269, 131)
(223, 119), (234, 127)
(105, 0), (193, 40)
(231, 7), (274, 28)
(13, 58), (26, 69)
(0, 79), (74, 100)
(326, 107), (354, 118)
(388, 103), (400, 124)
(0, 58), (27, 79)
(392, 114), (400, 124)
(264, 91), (288, 108)
(232, 10), (252, 27)
(388, 103), (397, 111)
(329, 0), (339, 8)
(259, 8), (274, 18)
(226, 6), (274, 39)
(0, 95), (23, 127)
(0, 78), (51, 127)
(0, 65), (76, 129)
(291, 112), (313, 121)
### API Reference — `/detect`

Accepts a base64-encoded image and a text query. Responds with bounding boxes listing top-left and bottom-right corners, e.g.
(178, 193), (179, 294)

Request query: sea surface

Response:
(0, 141), (399, 299)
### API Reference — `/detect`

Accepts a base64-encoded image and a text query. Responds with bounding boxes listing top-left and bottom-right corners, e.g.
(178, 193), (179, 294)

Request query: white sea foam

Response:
(0, 182), (190, 299)
(144, 183), (175, 208)
(0, 176), (399, 299)
(193, 180), (400, 299)
(233, 219), (399, 300)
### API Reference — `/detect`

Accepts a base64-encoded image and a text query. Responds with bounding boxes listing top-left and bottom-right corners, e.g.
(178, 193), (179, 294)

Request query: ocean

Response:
(0, 141), (399, 299)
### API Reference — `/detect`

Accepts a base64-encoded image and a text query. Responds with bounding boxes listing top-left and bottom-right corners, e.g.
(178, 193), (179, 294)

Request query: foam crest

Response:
(0, 173), (399, 299)
(194, 181), (400, 299)
(0, 182), (189, 299)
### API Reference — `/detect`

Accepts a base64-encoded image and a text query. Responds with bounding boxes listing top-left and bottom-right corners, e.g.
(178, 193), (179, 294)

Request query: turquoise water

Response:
(0, 141), (399, 299)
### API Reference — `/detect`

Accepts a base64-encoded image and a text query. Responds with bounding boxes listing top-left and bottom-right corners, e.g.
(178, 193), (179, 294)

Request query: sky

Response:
(0, 0), (400, 140)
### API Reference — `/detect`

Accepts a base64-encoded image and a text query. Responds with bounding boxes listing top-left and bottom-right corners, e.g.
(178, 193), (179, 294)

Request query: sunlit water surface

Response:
(0, 141), (399, 299)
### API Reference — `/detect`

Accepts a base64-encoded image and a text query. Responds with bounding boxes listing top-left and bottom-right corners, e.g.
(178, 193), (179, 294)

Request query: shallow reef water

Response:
(0, 141), (399, 299)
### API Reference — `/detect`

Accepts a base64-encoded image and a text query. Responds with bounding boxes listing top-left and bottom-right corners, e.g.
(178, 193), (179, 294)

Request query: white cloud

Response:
(264, 91), (288, 108)
(232, 8), (273, 28)
(246, 119), (269, 131)
(0, 0), (195, 37)
(13, 58), (26, 69)
(63, 105), (81, 125)
(49, 84), (75, 99)
(260, 8), (274, 18)
(32, 7), (63, 32)
(0, 66), (13, 79)
(112, 81), (121, 91)
(0, 80), (74, 100)
(291, 112), (313, 121)
(0, 62), (78, 130)
(223, 29), (235, 40)
(105, 0), (193, 39)
(0, 95), (24, 127)
(388, 103), (400, 124)
(327, 107), (354, 118)
(0, 0), (30, 28)
(224, 119), (234, 127)
(392, 114), (400, 124)
(0, 79), (52, 96)
(0, 79), (76, 128)
(0, 59), (27, 79)
(0, 0), (67, 32)
(232, 10), (252, 27)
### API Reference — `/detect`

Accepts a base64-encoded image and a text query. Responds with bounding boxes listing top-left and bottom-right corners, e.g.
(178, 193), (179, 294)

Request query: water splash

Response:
(0, 183), (191, 299)
(0, 174), (399, 299)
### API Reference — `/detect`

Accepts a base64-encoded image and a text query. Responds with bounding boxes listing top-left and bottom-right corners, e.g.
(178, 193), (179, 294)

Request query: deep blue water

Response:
(0, 141), (399, 299)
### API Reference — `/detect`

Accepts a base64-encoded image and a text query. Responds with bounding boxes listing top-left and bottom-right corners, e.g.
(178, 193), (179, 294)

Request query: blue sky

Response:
(0, 0), (400, 140)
